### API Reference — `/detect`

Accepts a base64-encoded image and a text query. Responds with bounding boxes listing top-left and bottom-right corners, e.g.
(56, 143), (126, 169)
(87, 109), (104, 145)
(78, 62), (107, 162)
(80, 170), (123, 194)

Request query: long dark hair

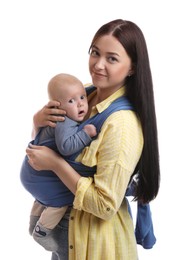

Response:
(90, 19), (160, 203)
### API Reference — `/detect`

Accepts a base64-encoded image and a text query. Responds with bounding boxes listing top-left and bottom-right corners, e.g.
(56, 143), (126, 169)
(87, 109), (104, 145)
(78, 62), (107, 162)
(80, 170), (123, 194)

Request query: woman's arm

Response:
(26, 144), (81, 194)
(32, 100), (66, 138)
(73, 111), (144, 220)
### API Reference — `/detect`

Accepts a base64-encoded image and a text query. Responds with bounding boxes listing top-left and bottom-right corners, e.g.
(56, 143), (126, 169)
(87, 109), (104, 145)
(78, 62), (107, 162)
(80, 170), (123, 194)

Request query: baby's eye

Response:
(80, 95), (86, 100)
(68, 99), (75, 103)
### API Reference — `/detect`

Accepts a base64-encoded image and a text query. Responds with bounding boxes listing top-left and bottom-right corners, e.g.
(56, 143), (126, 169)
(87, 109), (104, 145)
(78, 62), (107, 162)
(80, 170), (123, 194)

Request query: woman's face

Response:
(89, 34), (133, 95)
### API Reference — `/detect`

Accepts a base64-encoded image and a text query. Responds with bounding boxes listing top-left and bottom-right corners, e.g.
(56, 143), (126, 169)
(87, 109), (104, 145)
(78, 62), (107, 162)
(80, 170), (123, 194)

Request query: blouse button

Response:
(106, 207), (110, 211)
(70, 216), (74, 220)
(70, 245), (73, 249)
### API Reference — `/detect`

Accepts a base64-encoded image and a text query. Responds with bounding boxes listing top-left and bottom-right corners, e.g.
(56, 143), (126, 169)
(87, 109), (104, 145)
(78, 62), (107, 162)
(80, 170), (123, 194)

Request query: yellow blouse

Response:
(68, 87), (143, 260)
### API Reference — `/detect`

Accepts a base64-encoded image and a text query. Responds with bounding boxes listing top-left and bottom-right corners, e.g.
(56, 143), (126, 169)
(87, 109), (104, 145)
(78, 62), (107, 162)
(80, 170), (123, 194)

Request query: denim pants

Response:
(51, 209), (70, 260)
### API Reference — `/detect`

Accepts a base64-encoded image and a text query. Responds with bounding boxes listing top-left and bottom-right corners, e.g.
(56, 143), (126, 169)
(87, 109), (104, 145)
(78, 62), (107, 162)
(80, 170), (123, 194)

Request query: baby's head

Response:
(48, 73), (88, 122)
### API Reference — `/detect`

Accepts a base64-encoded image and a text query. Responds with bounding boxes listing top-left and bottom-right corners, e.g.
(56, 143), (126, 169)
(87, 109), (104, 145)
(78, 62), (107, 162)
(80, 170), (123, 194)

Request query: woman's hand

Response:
(26, 144), (60, 171)
(32, 100), (66, 138)
(26, 144), (81, 194)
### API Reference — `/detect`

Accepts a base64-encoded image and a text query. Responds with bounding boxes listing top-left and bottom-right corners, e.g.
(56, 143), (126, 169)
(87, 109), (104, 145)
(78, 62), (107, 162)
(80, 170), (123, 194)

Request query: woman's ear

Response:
(128, 67), (135, 77)
(128, 71), (134, 77)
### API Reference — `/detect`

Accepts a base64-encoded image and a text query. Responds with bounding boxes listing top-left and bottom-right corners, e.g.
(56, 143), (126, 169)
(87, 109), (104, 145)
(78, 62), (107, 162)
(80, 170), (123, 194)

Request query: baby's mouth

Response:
(79, 110), (84, 115)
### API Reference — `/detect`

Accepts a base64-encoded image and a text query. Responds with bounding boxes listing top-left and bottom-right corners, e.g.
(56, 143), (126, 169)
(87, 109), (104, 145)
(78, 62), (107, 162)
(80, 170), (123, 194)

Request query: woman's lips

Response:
(93, 71), (107, 78)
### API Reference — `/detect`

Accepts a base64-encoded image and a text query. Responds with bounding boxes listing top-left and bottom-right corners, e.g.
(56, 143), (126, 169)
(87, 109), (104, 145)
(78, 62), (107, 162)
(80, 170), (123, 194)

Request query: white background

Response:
(1, 0), (186, 259)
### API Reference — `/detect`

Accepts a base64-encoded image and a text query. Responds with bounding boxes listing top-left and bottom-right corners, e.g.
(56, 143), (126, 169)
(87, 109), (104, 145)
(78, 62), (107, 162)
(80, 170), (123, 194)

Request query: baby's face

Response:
(59, 84), (88, 122)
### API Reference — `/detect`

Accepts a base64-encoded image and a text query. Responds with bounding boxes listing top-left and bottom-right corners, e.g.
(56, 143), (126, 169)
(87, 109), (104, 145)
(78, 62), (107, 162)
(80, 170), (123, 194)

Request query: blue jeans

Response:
(51, 208), (71, 260)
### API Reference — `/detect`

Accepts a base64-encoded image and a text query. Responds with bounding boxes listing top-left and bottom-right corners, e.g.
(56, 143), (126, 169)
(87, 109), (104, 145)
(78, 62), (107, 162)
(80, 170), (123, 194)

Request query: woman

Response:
(26, 19), (160, 260)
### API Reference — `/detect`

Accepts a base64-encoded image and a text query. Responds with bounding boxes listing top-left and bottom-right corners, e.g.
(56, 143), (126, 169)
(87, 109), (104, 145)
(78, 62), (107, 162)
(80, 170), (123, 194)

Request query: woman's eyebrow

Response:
(92, 45), (119, 56)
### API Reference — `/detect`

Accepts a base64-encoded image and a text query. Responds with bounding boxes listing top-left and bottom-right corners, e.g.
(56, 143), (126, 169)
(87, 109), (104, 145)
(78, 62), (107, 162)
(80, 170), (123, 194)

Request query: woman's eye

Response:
(108, 56), (118, 63)
(90, 50), (99, 57)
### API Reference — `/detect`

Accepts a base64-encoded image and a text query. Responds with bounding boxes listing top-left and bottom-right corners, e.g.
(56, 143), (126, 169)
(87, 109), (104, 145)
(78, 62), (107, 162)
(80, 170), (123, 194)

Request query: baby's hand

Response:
(83, 124), (97, 137)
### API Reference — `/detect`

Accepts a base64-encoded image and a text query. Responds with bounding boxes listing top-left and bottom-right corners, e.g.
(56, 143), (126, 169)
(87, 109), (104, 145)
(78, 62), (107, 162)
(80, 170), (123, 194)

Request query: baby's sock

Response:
(29, 215), (40, 235)
(32, 222), (58, 252)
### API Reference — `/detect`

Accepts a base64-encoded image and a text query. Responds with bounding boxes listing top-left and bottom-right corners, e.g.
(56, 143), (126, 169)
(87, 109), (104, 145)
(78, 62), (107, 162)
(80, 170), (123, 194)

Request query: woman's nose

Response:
(94, 58), (105, 70)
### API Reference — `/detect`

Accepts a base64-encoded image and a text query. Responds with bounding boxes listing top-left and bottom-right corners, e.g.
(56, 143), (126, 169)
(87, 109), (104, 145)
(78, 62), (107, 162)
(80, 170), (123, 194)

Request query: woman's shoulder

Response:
(105, 109), (139, 126)
(84, 83), (93, 87)
(84, 83), (96, 96)
(102, 110), (143, 139)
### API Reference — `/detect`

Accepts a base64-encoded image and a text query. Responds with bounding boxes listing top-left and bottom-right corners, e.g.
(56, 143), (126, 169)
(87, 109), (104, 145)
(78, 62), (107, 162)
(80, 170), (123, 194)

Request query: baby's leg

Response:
(29, 200), (45, 235)
(32, 206), (68, 252)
